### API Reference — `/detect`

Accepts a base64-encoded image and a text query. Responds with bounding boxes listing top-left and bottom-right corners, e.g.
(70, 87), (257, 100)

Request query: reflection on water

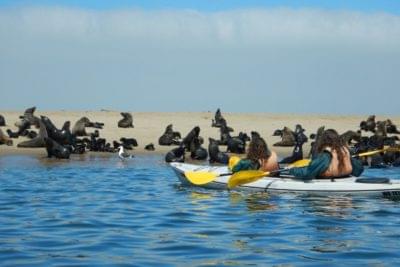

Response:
(0, 155), (399, 266)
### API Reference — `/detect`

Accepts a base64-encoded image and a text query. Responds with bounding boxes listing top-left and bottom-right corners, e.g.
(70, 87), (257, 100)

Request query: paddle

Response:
(184, 170), (232, 185)
(227, 160), (309, 189)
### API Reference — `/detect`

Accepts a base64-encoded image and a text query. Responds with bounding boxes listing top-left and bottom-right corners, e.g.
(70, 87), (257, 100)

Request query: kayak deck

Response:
(170, 162), (400, 198)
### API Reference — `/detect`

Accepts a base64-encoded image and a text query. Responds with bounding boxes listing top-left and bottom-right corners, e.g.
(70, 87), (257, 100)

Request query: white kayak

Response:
(170, 162), (400, 198)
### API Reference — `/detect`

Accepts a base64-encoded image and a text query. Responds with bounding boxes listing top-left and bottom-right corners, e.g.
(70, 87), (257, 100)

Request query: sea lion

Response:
(251, 131), (261, 141)
(226, 132), (250, 154)
(118, 112), (134, 128)
(41, 116), (74, 145)
(44, 137), (70, 159)
(386, 119), (400, 134)
(16, 106), (40, 128)
(72, 117), (91, 136)
(0, 128), (13, 146)
(158, 124), (181, 146)
(165, 145), (185, 163)
(208, 138), (229, 164)
(360, 115), (376, 132)
(273, 127), (295, 147)
(17, 120), (48, 148)
(182, 126), (200, 151)
(280, 128), (308, 164)
(120, 137), (138, 149)
(190, 136), (207, 160)
(375, 121), (388, 137)
(10, 116), (32, 138)
(0, 114), (5, 126)
(309, 126), (325, 158)
(145, 143), (155, 151)
(211, 108), (224, 128)
(218, 124), (232, 146)
(340, 130), (361, 145)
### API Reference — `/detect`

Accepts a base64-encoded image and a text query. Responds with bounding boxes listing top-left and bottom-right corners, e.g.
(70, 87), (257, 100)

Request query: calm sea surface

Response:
(1, 154), (400, 266)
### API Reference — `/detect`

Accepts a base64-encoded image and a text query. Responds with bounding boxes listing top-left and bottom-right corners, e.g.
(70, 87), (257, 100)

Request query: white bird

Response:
(118, 145), (134, 160)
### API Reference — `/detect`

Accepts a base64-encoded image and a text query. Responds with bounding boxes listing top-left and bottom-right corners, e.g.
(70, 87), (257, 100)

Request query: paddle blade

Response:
(358, 149), (384, 157)
(184, 171), (218, 185)
(228, 170), (267, 189)
(289, 159), (311, 168)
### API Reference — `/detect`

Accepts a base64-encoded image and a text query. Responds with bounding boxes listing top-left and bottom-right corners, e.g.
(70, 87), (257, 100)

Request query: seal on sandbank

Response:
(0, 128), (13, 146)
(17, 120), (48, 148)
(118, 112), (134, 128)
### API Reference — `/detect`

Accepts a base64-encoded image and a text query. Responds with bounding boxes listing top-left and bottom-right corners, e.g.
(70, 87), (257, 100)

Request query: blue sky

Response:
(0, 1), (400, 115)
(1, 0), (400, 14)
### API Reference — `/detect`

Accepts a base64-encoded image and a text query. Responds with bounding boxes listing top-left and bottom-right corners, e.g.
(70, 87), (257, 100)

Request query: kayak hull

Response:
(170, 162), (400, 198)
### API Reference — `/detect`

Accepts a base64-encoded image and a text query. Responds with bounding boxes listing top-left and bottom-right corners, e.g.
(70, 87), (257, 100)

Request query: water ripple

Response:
(0, 155), (400, 265)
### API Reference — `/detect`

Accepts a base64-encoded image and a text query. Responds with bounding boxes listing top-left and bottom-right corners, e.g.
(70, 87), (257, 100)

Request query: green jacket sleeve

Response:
(232, 159), (258, 173)
(288, 152), (331, 180)
(351, 157), (364, 177)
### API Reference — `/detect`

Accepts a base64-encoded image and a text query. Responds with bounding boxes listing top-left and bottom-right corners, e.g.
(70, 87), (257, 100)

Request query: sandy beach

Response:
(1, 110), (399, 158)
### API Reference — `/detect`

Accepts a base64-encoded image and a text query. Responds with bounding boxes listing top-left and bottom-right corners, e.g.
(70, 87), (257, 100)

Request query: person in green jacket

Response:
(289, 129), (363, 179)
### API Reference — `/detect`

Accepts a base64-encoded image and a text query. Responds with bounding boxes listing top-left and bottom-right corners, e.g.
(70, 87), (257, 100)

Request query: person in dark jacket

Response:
(289, 129), (363, 179)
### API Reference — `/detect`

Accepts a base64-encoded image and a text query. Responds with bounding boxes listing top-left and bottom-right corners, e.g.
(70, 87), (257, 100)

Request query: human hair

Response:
(247, 137), (271, 162)
(316, 129), (347, 172)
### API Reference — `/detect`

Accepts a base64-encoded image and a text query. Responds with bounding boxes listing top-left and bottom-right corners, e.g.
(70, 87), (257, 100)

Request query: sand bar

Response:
(1, 110), (399, 158)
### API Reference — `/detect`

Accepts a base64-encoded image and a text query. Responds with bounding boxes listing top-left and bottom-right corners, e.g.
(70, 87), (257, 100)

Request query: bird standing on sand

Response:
(118, 146), (134, 160)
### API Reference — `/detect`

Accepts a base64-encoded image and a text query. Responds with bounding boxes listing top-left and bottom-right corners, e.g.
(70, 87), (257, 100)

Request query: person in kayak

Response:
(289, 129), (363, 179)
(230, 136), (279, 173)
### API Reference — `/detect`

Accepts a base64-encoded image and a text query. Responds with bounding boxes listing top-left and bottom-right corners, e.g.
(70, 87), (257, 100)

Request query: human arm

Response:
(288, 152), (331, 180)
(350, 157), (364, 177)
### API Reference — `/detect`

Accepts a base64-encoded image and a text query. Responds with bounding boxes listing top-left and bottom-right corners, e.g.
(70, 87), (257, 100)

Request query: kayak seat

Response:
(355, 177), (390, 184)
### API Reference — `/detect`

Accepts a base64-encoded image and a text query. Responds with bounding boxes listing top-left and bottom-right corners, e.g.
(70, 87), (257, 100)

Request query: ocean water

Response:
(1, 154), (400, 266)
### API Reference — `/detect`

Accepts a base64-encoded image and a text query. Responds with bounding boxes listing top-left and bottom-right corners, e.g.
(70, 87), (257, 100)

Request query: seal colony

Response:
(0, 107), (399, 167)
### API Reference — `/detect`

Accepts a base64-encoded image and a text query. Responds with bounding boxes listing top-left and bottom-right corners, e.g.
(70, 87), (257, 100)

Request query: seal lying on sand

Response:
(0, 114), (5, 126)
(208, 138), (229, 164)
(145, 143), (155, 151)
(120, 137), (138, 149)
(165, 145), (185, 163)
(118, 112), (134, 128)
(273, 127), (295, 147)
(44, 137), (70, 159)
(0, 128), (13, 146)
(158, 124), (181, 146)
(17, 120), (48, 148)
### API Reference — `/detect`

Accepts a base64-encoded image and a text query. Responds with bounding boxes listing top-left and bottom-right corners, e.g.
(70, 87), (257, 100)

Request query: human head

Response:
(316, 129), (343, 153)
(247, 136), (271, 162)
(316, 129), (347, 172)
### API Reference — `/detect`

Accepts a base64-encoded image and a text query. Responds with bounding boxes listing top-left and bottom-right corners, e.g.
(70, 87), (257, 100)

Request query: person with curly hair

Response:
(289, 129), (363, 179)
(231, 135), (279, 173)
